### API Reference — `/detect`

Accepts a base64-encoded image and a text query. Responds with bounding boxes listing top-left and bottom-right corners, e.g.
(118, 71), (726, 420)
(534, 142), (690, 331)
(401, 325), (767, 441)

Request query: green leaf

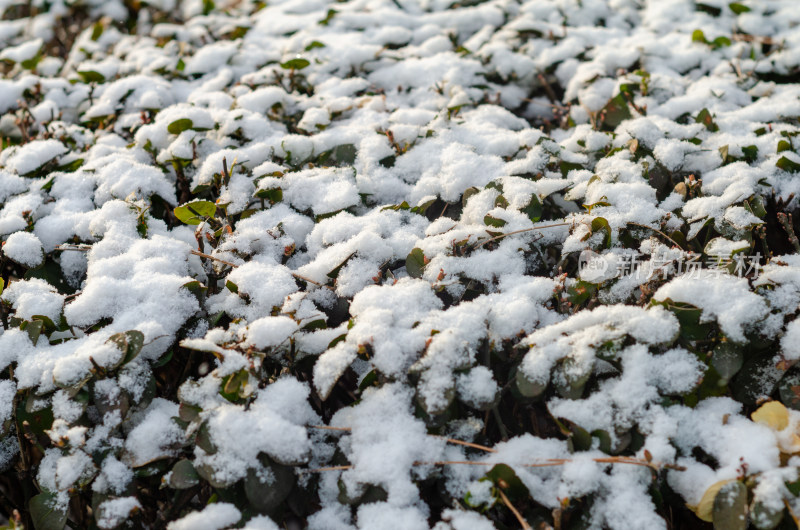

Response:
(742, 144), (758, 163)
(777, 156), (800, 173)
(280, 58), (310, 70)
(244, 458), (296, 512)
(590, 217), (612, 248)
(750, 498), (784, 530)
(778, 140), (793, 153)
(601, 93), (632, 129)
(202, 0), (215, 15)
(0, 277), (4, 296)
(167, 118), (194, 135)
(358, 370), (378, 391)
(90, 21), (104, 41)
(77, 70), (105, 84)
(254, 187), (283, 203)
(225, 280), (238, 294)
(712, 481), (747, 530)
(406, 248), (426, 278)
(22, 319), (44, 346)
(692, 29), (708, 43)
(176, 58), (185, 72)
(483, 215), (507, 228)
(168, 459), (200, 489)
(779, 368), (800, 411)
(107, 330), (145, 366)
(305, 40), (326, 51)
(327, 252), (356, 279)
(712, 342), (744, 381)
(319, 8), (337, 25)
(173, 200), (216, 225)
(485, 464), (530, 501)
(515, 368), (547, 398)
(729, 2), (751, 14)
(29, 492), (67, 530)
(521, 195), (543, 222)
(696, 108), (719, 131)
(712, 36), (732, 49)
(696, 3), (722, 16)
(333, 143), (357, 164)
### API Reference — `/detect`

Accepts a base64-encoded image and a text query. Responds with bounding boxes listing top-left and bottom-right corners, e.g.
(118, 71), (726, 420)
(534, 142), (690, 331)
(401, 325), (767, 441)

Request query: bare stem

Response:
(308, 425), (496, 453)
(626, 222), (683, 249)
(189, 250), (332, 290)
(472, 223), (572, 250)
(497, 488), (532, 530)
(778, 212), (800, 253)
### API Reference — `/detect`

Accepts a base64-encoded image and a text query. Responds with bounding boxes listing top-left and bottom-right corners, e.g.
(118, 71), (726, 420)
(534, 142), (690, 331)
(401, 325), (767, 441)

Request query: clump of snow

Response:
(2, 231), (43, 267)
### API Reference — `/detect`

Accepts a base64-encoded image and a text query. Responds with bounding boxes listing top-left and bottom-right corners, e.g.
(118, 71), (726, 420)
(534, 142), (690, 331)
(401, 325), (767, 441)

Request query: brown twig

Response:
(189, 250), (333, 290)
(308, 425), (496, 453)
(778, 212), (800, 253)
(472, 223), (572, 250)
(626, 222), (683, 249)
(304, 456), (685, 473)
(497, 488), (532, 530)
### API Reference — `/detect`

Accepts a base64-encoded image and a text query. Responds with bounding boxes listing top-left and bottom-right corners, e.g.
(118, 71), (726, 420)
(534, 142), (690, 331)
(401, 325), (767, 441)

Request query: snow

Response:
(2, 231), (43, 267)
(2, 0), (800, 528)
(167, 502), (241, 530)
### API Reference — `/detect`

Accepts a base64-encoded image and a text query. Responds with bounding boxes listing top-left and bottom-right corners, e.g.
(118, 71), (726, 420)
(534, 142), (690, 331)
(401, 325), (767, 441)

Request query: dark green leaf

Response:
(245, 459), (296, 512)
(77, 70), (105, 84)
(327, 252), (356, 279)
(406, 248), (426, 278)
(590, 217), (612, 248)
(728, 2), (750, 14)
(777, 156), (800, 173)
(305, 40), (326, 51)
(696, 108), (719, 131)
(280, 58), (310, 70)
(601, 93), (632, 129)
(521, 195), (543, 222)
(712, 342), (744, 381)
(483, 215), (507, 228)
(712, 481), (747, 530)
(167, 118), (194, 135)
(29, 492), (67, 530)
(168, 459), (200, 489)
(485, 464), (530, 501)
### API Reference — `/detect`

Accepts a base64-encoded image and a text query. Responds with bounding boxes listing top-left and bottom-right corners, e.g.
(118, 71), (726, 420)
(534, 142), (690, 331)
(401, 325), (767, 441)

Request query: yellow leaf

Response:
(751, 401), (789, 431)
(694, 479), (734, 522)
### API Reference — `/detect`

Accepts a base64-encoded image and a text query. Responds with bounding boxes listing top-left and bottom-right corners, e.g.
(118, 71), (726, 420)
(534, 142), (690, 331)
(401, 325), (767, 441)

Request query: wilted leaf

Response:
(751, 401), (789, 431)
(406, 248), (426, 278)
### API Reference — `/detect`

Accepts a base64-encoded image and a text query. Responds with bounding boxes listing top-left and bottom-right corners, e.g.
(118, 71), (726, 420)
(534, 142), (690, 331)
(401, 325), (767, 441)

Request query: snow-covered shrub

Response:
(3, 0), (800, 528)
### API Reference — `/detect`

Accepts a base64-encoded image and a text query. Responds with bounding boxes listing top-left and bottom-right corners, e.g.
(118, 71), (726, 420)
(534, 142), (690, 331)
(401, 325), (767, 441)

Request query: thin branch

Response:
(497, 488), (532, 530)
(190, 250), (333, 290)
(626, 222), (683, 249)
(55, 244), (91, 251)
(304, 456), (684, 474)
(190, 249), (239, 268)
(778, 212), (800, 253)
(472, 223), (572, 250)
(308, 425), (496, 453)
